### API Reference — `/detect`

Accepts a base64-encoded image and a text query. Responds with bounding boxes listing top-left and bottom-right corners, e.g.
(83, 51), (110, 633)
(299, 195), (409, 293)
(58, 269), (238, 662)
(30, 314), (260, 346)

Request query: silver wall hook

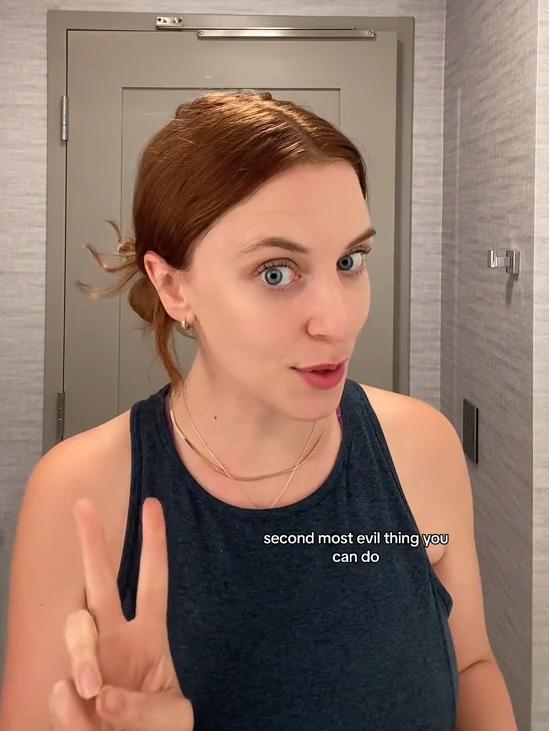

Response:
(486, 249), (520, 275)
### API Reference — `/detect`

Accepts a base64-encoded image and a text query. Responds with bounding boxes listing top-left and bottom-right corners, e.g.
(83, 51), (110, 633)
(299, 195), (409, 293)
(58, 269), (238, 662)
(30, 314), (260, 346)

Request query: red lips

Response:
(296, 360), (346, 372)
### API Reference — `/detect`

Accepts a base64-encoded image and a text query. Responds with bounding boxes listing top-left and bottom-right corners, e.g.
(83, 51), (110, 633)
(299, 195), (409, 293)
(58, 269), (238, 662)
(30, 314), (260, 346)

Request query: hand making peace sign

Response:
(48, 496), (194, 731)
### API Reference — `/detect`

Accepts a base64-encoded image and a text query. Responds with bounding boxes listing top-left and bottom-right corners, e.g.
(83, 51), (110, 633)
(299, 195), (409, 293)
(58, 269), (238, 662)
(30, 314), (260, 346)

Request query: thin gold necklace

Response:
(168, 385), (329, 509)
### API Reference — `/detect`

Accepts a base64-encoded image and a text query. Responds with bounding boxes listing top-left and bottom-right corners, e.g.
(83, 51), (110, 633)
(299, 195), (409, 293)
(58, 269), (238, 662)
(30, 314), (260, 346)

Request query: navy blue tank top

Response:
(117, 378), (459, 730)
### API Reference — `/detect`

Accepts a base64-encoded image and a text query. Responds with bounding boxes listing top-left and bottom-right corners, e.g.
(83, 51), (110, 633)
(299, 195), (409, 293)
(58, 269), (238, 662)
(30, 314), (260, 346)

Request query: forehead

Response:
(202, 161), (370, 252)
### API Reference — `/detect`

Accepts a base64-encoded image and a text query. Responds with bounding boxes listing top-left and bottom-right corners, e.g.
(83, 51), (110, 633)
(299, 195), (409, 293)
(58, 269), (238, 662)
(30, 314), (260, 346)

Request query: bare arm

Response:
(0, 439), (89, 730)
(417, 402), (518, 730)
(457, 658), (518, 731)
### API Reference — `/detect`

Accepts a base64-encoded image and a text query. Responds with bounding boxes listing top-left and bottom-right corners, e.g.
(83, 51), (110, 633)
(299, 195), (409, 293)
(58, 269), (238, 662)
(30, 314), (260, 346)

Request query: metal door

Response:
(63, 24), (397, 438)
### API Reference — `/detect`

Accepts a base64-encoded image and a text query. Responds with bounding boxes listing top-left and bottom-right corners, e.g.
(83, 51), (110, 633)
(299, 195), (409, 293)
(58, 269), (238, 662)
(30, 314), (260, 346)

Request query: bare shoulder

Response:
(357, 383), (452, 565)
(54, 407), (132, 488)
(49, 408), (133, 574)
(357, 382), (447, 435)
(0, 411), (134, 729)
(73, 407), (131, 452)
(358, 381), (438, 415)
(357, 381), (452, 472)
(357, 382), (442, 471)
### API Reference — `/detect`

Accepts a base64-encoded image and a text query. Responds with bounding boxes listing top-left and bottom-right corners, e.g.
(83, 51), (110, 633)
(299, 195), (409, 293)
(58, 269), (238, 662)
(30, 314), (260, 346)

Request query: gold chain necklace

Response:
(168, 384), (329, 509)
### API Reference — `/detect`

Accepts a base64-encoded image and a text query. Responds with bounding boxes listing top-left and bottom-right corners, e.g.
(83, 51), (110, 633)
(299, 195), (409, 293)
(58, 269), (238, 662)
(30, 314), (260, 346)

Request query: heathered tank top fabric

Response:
(117, 379), (459, 730)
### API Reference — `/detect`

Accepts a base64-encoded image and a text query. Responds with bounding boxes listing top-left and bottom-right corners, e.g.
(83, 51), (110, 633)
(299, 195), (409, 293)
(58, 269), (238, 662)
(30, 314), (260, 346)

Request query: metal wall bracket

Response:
(155, 16), (184, 29)
(486, 249), (520, 275)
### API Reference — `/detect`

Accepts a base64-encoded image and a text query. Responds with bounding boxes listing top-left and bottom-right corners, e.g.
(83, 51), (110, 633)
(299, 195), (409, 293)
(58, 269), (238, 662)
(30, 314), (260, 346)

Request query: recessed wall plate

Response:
(463, 398), (478, 464)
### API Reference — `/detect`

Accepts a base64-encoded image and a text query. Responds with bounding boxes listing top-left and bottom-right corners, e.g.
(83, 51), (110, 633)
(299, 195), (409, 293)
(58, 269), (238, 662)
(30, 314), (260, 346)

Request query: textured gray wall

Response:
(533, 3), (549, 730)
(2, 0), (544, 729)
(443, 1), (543, 729)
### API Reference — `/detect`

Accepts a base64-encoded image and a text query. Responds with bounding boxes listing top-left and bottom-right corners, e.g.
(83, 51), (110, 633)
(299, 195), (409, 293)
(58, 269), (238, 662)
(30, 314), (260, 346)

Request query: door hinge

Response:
(56, 391), (65, 442)
(61, 95), (69, 142)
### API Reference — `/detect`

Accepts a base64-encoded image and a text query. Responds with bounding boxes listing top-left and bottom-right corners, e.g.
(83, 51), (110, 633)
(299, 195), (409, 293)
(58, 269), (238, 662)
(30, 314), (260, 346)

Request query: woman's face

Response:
(189, 160), (373, 403)
(154, 160), (374, 417)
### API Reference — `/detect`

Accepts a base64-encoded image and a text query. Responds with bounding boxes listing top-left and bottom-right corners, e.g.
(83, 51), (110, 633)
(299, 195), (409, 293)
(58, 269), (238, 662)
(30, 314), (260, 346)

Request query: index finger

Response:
(73, 498), (125, 633)
(135, 497), (169, 626)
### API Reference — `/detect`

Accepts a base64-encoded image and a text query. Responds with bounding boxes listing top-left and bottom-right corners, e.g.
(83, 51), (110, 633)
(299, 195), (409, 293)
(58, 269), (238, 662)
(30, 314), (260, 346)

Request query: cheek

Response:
(193, 278), (245, 330)
(252, 321), (294, 356)
(234, 315), (295, 366)
(353, 277), (371, 323)
(362, 286), (371, 317)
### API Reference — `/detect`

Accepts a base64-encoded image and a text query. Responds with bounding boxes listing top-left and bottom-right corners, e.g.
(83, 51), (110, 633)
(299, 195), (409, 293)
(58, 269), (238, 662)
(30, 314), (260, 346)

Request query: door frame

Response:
(45, 9), (414, 452)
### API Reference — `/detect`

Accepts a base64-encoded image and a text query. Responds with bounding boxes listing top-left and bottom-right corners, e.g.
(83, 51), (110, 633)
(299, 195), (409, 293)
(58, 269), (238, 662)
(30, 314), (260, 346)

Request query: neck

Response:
(169, 359), (340, 477)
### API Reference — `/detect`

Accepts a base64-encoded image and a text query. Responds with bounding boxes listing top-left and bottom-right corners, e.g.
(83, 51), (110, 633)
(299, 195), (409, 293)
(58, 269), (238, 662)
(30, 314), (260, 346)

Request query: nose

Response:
(304, 277), (353, 339)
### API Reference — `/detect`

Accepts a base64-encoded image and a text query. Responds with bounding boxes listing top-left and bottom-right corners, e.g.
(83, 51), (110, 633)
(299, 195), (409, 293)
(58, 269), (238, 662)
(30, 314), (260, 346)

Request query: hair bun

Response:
(117, 237), (136, 255)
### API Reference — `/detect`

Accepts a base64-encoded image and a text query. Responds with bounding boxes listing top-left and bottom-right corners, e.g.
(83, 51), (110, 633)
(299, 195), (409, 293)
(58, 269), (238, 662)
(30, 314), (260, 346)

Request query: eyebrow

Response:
(240, 226), (377, 256)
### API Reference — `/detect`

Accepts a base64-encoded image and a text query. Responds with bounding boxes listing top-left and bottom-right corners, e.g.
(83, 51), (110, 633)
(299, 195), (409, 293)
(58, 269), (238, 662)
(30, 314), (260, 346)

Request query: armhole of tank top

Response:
(351, 380), (454, 619)
(116, 399), (143, 620)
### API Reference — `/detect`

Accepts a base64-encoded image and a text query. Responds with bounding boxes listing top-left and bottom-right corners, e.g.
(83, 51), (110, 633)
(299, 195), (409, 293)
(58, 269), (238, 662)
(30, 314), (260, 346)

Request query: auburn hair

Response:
(76, 90), (369, 388)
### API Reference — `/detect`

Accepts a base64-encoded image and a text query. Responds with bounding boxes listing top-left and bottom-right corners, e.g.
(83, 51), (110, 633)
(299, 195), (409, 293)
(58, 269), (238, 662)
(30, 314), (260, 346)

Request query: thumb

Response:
(96, 684), (194, 731)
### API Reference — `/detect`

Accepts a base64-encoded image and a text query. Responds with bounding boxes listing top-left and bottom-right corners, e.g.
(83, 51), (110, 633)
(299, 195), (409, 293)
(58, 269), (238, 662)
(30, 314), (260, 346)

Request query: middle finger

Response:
(135, 497), (169, 626)
(73, 497), (125, 633)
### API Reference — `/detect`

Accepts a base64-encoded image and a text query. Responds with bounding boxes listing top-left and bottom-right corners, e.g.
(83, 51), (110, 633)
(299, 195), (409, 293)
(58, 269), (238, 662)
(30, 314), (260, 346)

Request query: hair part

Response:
(76, 90), (369, 389)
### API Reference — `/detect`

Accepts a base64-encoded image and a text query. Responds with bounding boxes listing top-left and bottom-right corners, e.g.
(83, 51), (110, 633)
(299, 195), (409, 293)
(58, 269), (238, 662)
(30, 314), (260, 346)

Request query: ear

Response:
(143, 251), (193, 323)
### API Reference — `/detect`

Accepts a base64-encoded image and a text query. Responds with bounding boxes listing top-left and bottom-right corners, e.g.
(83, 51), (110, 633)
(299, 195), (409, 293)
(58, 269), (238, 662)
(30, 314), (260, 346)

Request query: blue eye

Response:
(255, 245), (372, 291)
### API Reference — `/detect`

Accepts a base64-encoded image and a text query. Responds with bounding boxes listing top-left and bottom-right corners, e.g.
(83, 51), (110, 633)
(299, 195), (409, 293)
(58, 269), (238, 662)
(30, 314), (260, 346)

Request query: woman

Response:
(0, 91), (517, 730)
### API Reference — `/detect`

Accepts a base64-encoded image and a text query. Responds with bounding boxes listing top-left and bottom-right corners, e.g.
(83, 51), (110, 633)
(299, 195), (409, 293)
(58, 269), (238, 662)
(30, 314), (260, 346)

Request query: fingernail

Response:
(77, 663), (101, 698)
(100, 686), (122, 713)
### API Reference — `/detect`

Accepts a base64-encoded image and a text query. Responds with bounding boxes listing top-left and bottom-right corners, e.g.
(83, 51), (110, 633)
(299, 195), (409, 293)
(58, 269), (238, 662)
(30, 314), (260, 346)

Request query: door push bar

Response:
(486, 249), (520, 275)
